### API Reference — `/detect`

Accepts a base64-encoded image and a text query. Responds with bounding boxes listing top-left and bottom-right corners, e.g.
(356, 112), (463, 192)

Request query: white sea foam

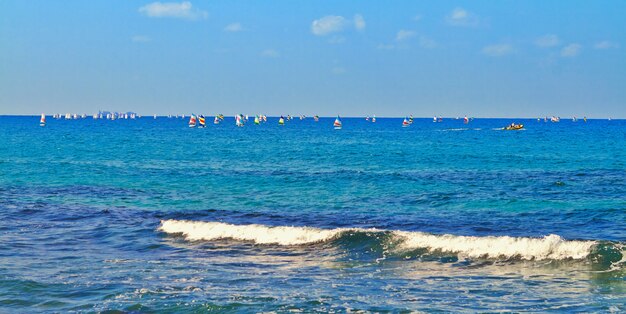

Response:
(159, 219), (346, 245)
(395, 231), (595, 260)
(159, 220), (598, 260)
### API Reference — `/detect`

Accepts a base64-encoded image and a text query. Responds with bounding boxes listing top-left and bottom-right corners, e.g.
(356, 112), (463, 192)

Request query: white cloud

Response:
(396, 29), (415, 41)
(311, 15), (347, 36)
(328, 36), (345, 44)
(561, 43), (581, 57)
(261, 49), (279, 58)
(446, 7), (478, 27)
(139, 1), (207, 20)
(419, 36), (437, 48)
(312, 14), (364, 36)
(131, 35), (151, 43)
(354, 14), (366, 31)
(594, 41), (619, 50)
(482, 44), (513, 57)
(224, 23), (243, 32)
(332, 67), (346, 75)
(535, 34), (560, 48)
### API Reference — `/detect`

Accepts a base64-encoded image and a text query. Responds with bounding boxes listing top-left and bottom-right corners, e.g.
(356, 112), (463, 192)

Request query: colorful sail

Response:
(254, 115), (260, 125)
(189, 114), (197, 128)
(334, 116), (342, 129)
(198, 115), (206, 127)
(372, 115), (376, 123)
(402, 117), (410, 127)
(278, 116), (285, 125)
(214, 116), (220, 124)
(236, 114), (244, 127)
(39, 114), (46, 127)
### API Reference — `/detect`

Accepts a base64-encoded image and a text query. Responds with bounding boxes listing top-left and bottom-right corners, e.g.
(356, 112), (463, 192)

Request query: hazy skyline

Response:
(1, 1), (625, 117)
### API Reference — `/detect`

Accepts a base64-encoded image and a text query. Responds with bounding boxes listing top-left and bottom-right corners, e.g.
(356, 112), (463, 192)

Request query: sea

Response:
(1, 115), (625, 312)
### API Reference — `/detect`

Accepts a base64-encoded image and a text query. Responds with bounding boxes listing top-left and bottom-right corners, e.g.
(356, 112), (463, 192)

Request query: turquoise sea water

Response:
(1, 115), (625, 312)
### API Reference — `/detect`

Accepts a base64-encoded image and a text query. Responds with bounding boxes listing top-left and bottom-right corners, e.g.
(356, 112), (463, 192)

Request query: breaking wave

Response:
(159, 220), (623, 262)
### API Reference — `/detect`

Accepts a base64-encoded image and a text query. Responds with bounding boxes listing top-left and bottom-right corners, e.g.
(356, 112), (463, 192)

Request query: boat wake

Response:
(159, 220), (624, 263)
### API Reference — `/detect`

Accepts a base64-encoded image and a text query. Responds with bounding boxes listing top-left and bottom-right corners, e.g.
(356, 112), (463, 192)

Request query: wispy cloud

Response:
(224, 23), (243, 32)
(535, 34), (560, 48)
(328, 36), (345, 44)
(482, 44), (513, 57)
(354, 14), (366, 31)
(561, 43), (581, 57)
(332, 67), (347, 75)
(377, 44), (395, 50)
(139, 1), (207, 20)
(594, 41), (619, 50)
(131, 35), (151, 43)
(311, 15), (347, 36)
(396, 29), (415, 41)
(419, 36), (437, 48)
(261, 49), (280, 58)
(413, 15), (422, 22)
(311, 14), (365, 36)
(446, 7), (478, 27)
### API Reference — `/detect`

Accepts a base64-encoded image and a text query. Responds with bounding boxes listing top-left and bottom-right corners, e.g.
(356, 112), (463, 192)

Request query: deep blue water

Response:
(1, 115), (625, 312)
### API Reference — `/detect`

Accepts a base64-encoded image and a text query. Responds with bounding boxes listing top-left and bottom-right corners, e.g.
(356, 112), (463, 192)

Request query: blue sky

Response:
(1, 0), (624, 117)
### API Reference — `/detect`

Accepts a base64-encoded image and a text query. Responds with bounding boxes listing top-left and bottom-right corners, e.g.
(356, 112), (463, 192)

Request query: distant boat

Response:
(365, 116), (370, 121)
(189, 114), (197, 128)
(433, 116), (437, 123)
(313, 115), (319, 122)
(372, 115), (376, 123)
(504, 123), (524, 131)
(550, 116), (560, 122)
(409, 115), (414, 124)
(334, 116), (342, 130)
(154, 114), (157, 119)
(214, 116), (220, 124)
(198, 115), (206, 128)
(402, 117), (410, 127)
(236, 114), (244, 127)
(254, 115), (260, 125)
(39, 114), (46, 127)
(463, 116), (469, 124)
(278, 116), (285, 125)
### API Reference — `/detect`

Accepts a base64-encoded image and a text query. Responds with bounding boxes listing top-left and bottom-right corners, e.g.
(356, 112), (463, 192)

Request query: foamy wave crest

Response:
(159, 219), (348, 245)
(159, 220), (600, 260)
(395, 232), (595, 260)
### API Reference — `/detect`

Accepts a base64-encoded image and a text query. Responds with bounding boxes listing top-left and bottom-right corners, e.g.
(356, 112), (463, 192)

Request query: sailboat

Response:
(214, 116), (220, 124)
(409, 115), (414, 124)
(313, 115), (319, 122)
(189, 114), (197, 128)
(39, 114), (46, 127)
(254, 115), (260, 125)
(402, 117), (410, 127)
(278, 116), (285, 125)
(334, 116), (342, 130)
(236, 114), (244, 127)
(198, 115), (206, 128)
(372, 115), (376, 123)
(463, 116), (469, 124)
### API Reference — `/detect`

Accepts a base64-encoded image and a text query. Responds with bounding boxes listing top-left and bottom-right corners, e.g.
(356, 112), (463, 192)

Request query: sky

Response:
(1, 0), (625, 117)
